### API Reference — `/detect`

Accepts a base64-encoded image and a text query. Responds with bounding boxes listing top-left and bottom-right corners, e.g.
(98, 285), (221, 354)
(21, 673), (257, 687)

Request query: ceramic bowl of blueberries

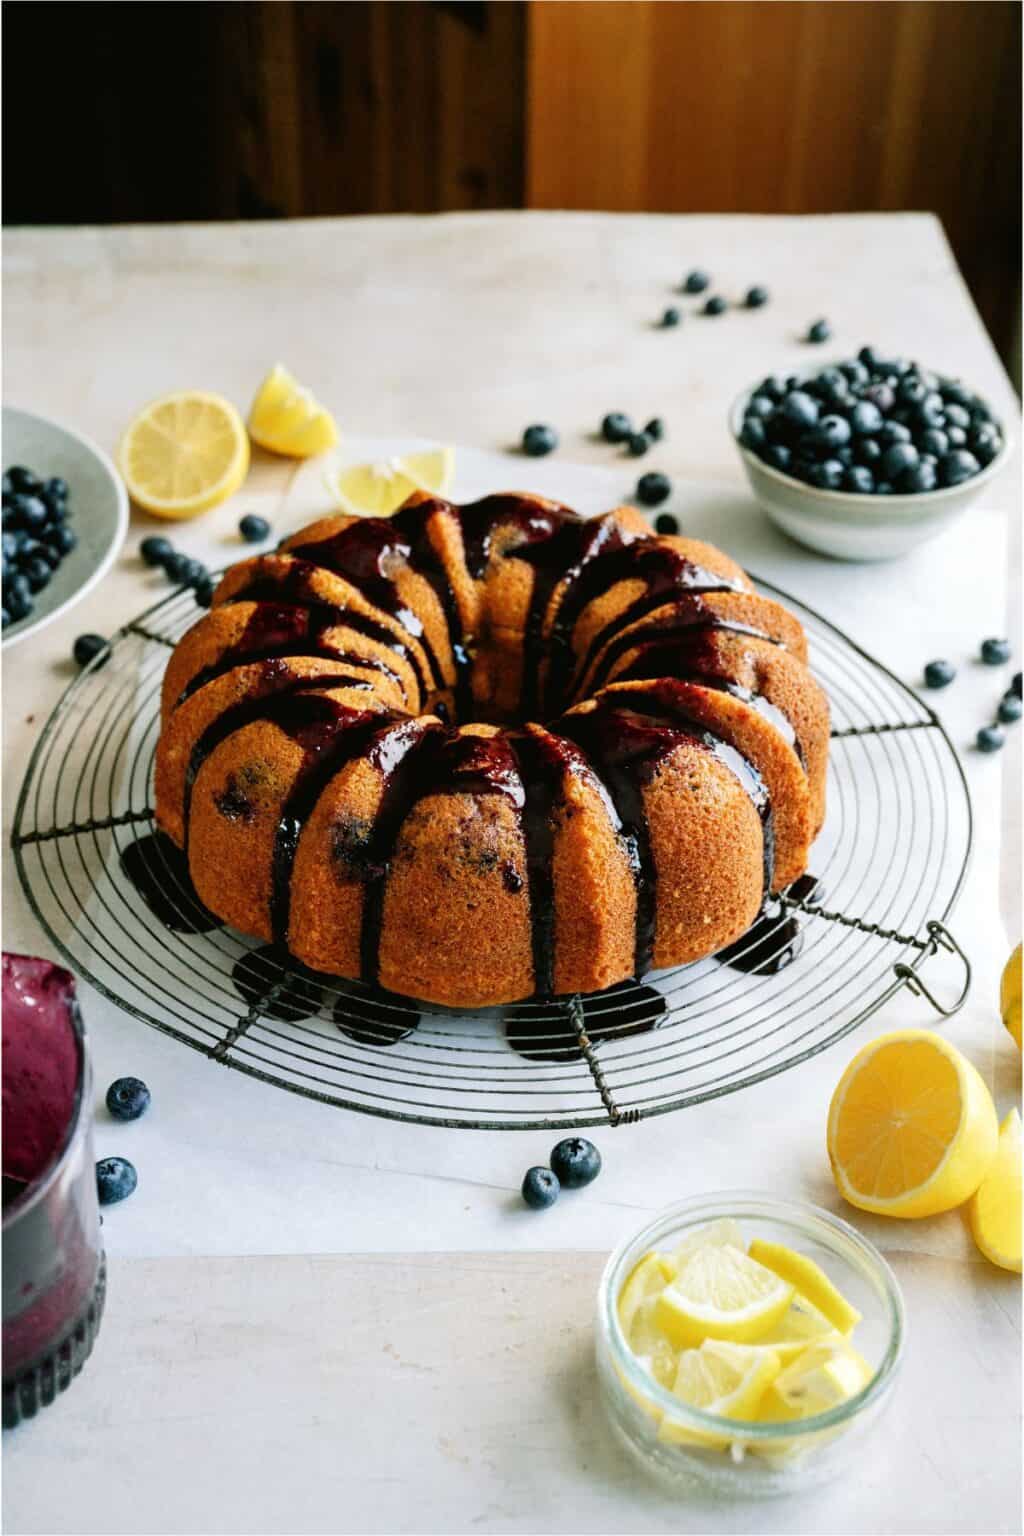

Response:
(2, 406), (129, 646)
(731, 349), (1011, 561)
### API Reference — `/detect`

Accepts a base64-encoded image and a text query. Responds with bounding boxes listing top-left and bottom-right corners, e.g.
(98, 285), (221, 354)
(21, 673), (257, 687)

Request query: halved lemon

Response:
(968, 1108), (1022, 1272)
(747, 1239), (861, 1335)
(655, 1243), (793, 1348)
(326, 448), (454, 518)
(827, 1029), (998, 1218)
(118, 391), (250, 520)
(1001, 943), (1022, 1050)
(248, 364), (338, 458)
(659, 1341), (782, 1447)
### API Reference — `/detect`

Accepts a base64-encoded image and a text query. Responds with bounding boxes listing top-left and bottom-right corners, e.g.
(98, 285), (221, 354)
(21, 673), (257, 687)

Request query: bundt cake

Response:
(153, 493), (829, 1008)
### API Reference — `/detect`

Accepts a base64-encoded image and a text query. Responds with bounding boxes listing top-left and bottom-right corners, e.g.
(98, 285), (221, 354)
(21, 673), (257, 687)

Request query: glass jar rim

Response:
(598, 1189), (906, 1442)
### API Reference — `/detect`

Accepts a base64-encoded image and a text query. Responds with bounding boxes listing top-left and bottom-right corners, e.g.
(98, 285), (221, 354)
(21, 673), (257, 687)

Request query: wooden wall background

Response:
(3, 0), (1020, 369)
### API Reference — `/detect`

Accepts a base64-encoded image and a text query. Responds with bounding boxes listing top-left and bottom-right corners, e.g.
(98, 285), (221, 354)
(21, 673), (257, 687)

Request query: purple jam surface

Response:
(2, 954), (80, 1196)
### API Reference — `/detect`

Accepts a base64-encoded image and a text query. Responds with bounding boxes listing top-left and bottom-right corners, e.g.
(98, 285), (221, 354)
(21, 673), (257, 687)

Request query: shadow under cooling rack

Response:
(12, 575), (972, 1130)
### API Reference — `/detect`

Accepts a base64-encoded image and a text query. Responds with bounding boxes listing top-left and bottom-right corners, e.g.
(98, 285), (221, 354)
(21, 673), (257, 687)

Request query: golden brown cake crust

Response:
(154, 493), (828, 1007)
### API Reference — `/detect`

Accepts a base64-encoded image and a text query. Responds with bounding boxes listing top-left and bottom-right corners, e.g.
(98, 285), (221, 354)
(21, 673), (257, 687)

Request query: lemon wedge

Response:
(655, 1243), (793, 1348)
(750, 1296), (838, 1362)
(118, 391), (250, 520)
(248, 365), (338, 458)
(827, 1029), (998, 1218)
(629, 1298), (680, 1390)
(969, 1108), (1022, 1272)
(1001, 943), (1022, 1050)
(326, 448), (454, 519)
(617, 1251), (674, 1338)
(758, 1338), (873, 1423)
(747, 1239), (861, 1335)
(659, 1341), (782, 1447)
(667, 1217), (745, 1277)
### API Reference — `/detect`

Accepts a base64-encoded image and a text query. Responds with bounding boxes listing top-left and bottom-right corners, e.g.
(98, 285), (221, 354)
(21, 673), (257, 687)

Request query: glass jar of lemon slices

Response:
(595, 1193), (905, 1493)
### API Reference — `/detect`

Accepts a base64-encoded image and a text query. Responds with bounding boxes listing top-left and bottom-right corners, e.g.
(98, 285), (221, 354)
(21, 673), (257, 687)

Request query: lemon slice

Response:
(758, 1338), (872, 1423)
(617, 1251), (674, 1338)
(827, 1029), (998, 1218)
(629, 1298), (679, 1390)
(667, 1217), (745, 1277)
(747, 1239), (861, 1335)
(750, 1296), (838, 1363)
(326, 449), (455, 519)
(118, 391), (250, 520)
(969, 1108), (1022, 1272)
(655, 1243), (793, 1348)
(248, 364), (338, 458)
(1001, 943), (1022, 1050)
(659, 1341), (781, 1447)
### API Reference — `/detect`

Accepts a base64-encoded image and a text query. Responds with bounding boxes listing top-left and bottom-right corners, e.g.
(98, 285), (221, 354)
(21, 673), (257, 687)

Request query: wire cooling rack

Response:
(12, 576), (972, 1130)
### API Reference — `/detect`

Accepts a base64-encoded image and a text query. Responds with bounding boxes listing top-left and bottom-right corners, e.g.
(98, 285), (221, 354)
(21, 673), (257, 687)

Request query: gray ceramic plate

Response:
(3, 406), (129, 647)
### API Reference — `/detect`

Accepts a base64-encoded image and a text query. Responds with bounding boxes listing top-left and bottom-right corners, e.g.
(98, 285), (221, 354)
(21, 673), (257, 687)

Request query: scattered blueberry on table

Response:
(522, 424), (558, 457)
(636, 472), (672, 507)
(1011, 672), (1022, 699)
(194, 574), (216, 608)
(744, 285), (770, 308)
(521, 1167), (559, 1210)
(73, 633), (109, 670)
(239, 513), (271, 543)
(997, 692), (1022, 724)
(644, 417), (665, 442)
(703, 295), (727, 316)
(981, 637), (1012, 666)
(162, 551), (191, 583)
(660, 307), (681, 329)
(601, 412), (633, 445)
(2, 465), (77, 628)
(105, 1077), (151, 1122)
(682, 270), (710, 294)
(976, 724), (1006, 754)
(96, 1156), (138, 1206)
(550, 1137), (602, 1189)
(627, 432), (651, 457)
(924, 659), (957, 690)
(806, 319), (832, 344)
(737, 352), (1003, 496)
(654, 511), (680, 534)
(140, 535), (174, 567)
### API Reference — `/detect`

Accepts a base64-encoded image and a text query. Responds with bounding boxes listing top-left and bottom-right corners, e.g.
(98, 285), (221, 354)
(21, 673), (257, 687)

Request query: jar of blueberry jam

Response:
(2, 955), (105, 1428)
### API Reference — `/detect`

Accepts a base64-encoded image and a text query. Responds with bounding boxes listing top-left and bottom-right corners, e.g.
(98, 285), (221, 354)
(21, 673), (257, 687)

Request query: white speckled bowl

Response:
(730, 386), (1012, 562)
(3, 406), (129, 647)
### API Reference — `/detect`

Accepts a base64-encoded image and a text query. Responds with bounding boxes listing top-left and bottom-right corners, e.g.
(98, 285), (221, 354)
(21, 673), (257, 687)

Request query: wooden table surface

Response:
(3, 212), (1021, 1536)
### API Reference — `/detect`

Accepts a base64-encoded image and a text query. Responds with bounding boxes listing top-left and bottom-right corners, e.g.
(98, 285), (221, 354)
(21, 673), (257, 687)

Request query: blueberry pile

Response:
(521, 1136), (602, 1209)
(2, 467), (76, 629)
(923, 643), (1019, 754)
(600, 411), (667, 460)
(739, 349), (1004, 495)
(140, 534), (216, 607)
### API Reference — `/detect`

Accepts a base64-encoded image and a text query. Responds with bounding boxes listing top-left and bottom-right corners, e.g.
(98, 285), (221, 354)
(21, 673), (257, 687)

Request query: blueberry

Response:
(180, 558), (207, 589)
(981, 637), (1011, 665)
(815, 369), (850, 408)
(1, 609), (9, 630)
(163, 551), (191, 583)
(1011, 672), (1022, 699)
(5, 587), (31, 622)
(1, 531), (18, 561)
(96, 1156), (137, 1205)
(977, 725), (1006, 754)
(841, 360), (870, 387)
(814, 414), (852, 451)
(943, 402), (971, 432)
(850, 401), (883, 436)
(898, 376), (927, 407)
(601, 412), (632, 444)
(858, 346), (881, 369)
(50, 524), (77, 556)
(660, 307), (681, 328)
(740, 418), (767, 451)
(5, 466), (42, 494)
(521, 1167), (559, 1210)
(683, 270), (710, 294)
(863, 382), (895, 414)
(919, 428), (949, 458)
(998, 692), (1022, 724)
(875, 481), (893, 495)
(941, 379), (972, 407)
(899, 460), (937, 493)
(25, 555), (53, 591)
(914, 395), (946, 429)
(811, 459), (845, 490)
(523, 424), (558, 457)
(644, 418), (665, 441)
(627, 432), (651, 457)
(550, 1136), (602, 1188)
(879, 421), (911, 446)
(939, 450), (980, 487)
(654, 512), (680, 534)
(971, 425), (1002, 465)
(765, 443), (791, 472)
(855, 437), (882, 465)
(11, 494), (48, 532)
(42, 476), (69, 504)
(636, 472), (672, 507)
(924, 659), (956, 689)
(836, 446), (854, 467)
(760, 376), (787, 402)
(782, 391), (820, 430)
(746, 394), (775, 420)
(140, 535), (174, 567)
(194, 575), (216, 608)
(843, 465), (874, 494)
(881, 442), (919, 481)
(744, 285), (769, 308)
(946, 425), (967, 449)
(238, 513), (270, 544)
(73, 633), (109, 669)
(806, 319), (832, 344)
(703, 296), (727, 316)
(105, 1076), (151, 1122)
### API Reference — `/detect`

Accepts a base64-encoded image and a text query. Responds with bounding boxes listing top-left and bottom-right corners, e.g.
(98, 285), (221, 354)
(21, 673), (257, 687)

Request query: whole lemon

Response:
(1001, 943), (1022, 1051)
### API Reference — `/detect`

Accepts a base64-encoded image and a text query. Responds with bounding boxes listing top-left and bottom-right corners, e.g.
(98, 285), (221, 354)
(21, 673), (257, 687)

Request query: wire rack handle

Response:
(893, 920), (971, 1019)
